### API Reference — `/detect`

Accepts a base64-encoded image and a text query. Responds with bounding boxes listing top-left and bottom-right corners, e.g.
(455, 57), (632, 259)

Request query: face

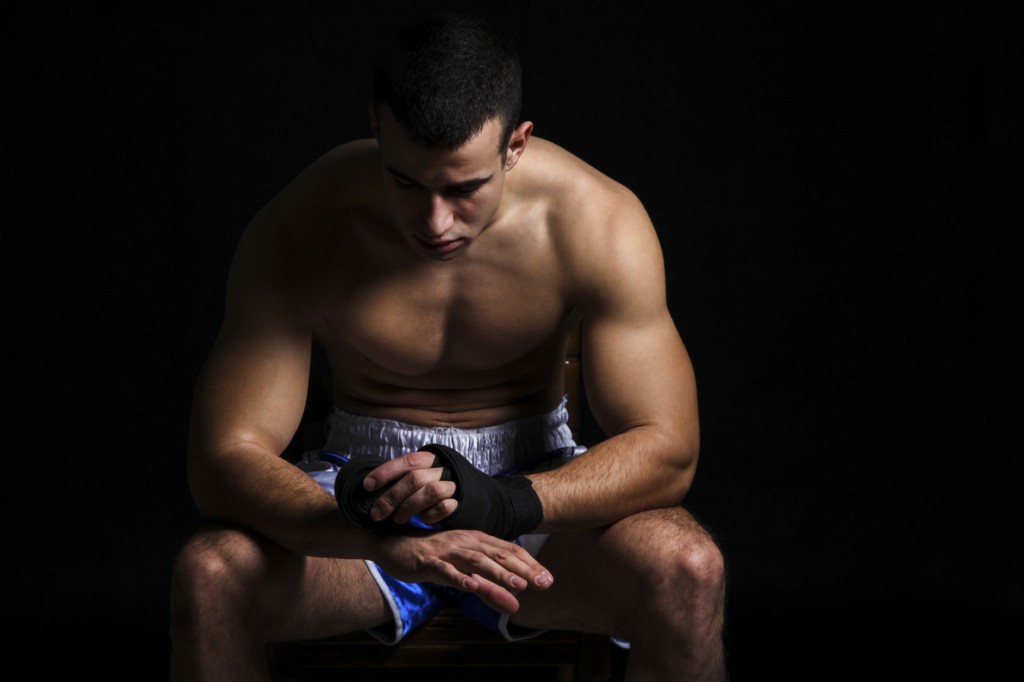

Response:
(371, 105), (531, 261)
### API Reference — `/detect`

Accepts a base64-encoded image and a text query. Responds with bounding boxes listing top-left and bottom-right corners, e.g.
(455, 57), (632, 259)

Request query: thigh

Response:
(176, 523), (391, 641)
(510, 506), (717, 636)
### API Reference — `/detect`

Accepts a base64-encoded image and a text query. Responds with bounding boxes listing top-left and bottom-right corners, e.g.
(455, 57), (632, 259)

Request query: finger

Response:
(416, 498), (459, 526)
(468, 573), (521, 614)
(363, 450), (438, 491)
(473, 536), (554, 590)
(370, 467), (446, 522)
(422, 559), (520, 614)
(445, 544), (539, 596)
(391, 481), (458, 525)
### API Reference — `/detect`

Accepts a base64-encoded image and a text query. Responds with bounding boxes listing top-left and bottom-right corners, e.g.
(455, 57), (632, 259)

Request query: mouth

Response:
(412, 235), (466, 256)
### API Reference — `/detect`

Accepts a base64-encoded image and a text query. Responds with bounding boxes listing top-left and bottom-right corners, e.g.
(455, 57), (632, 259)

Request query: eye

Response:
(393, 176), (417, 189)
(454, 185), (482, 198)
(448, 182), (486, 198)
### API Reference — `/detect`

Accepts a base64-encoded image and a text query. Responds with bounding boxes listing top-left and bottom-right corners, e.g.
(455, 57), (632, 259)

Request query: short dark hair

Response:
(372, 13), (522, 151)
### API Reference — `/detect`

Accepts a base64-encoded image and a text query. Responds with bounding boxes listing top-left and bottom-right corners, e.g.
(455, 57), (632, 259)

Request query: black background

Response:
(11, 1), (1021, 679)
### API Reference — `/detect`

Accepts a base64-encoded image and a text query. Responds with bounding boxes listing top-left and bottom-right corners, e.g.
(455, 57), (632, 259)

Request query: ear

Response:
(368, 104), (380, 139)
(503, 120), (533, 171)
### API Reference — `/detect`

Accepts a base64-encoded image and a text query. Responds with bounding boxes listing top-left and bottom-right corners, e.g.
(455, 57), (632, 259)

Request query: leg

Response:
(168, 522), (390, 682)
(512, 507), (728, 682)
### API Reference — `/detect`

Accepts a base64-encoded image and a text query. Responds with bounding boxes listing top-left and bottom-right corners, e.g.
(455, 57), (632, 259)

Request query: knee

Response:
(646, 529), (726, 609)
(675, 533), (726, 603)
(169, 528), (265, 623)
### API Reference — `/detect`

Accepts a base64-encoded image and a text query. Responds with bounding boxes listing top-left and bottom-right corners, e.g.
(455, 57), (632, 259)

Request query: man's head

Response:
(369, 13), (532, 261)
(371, 13), (522, 153)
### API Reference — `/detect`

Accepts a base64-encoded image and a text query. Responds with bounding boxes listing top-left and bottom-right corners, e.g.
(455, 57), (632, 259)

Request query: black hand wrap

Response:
(421, 443), (544, 540)
(334, 455), (401, 532)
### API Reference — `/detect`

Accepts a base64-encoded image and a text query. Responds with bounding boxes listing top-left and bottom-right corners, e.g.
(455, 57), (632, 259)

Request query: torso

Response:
(257, 136), (625, 427)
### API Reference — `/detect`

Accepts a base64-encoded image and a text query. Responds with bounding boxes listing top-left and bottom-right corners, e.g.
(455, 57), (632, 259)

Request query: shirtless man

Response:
(169, 13), (727, 681)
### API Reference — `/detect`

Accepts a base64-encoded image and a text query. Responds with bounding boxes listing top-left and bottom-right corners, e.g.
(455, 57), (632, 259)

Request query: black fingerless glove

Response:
(334, 455), (404, 533)
(421, 443), (544, 540)
(332, 446), (545, 540)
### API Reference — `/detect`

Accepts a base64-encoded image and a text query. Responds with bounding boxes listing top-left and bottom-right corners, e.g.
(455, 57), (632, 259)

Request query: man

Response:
(170, 12), (727, 681)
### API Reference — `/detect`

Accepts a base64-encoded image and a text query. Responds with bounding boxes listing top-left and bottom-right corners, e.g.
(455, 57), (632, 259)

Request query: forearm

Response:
(188, 442), (376, 558)
(528, 426), (696, 532)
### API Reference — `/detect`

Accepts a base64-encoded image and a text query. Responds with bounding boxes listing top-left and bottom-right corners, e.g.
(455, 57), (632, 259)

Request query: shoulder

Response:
(257, 139), (381, 225)
(518, 137), (664, 305)
(519, 137), (642, 210)
(226, 139), (385, 319)
(235, 139), (379, 265)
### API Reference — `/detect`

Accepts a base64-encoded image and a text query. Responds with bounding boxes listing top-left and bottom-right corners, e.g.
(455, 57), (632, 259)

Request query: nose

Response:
(423, 193), (454, 237)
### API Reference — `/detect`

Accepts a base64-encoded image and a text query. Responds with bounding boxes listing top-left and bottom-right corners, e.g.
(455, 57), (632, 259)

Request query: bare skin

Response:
(169, 105), (727, 681)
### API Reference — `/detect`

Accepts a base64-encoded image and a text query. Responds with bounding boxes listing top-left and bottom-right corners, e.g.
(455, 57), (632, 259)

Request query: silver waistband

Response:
(322, 396), (577, 475)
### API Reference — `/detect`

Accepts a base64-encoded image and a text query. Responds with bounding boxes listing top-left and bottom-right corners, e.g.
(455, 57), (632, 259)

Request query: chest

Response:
(318, 262), (569, 377)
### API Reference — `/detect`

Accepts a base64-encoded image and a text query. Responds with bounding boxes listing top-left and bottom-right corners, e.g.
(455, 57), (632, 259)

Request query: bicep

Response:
(583, 308), (697, 446)
(578, 215), (698, 451)
(190, 314), (312, 459)
(188, 227), (314, 461)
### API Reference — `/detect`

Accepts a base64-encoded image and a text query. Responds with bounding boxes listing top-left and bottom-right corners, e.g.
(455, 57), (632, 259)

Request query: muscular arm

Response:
(186, 212), (365, 557)
(529, 190), (700, 531)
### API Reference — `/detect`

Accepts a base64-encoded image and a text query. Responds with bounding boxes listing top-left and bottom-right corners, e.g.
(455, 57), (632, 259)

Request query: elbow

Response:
(186, 461), (224, 522)
(664, 432), (699, 506)
(672, 469), (695, 506)
(185, 444), (238, 523)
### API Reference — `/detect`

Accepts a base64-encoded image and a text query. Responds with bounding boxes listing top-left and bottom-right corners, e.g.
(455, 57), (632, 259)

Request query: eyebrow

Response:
(385, 165), (493, 193)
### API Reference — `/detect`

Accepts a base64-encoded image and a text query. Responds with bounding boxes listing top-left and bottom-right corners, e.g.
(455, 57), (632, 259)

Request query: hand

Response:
(372, 528), (555, 614)
(356, 445), (543, 540)
(362, 450), (459, 526)
(416, 444), (543, 540)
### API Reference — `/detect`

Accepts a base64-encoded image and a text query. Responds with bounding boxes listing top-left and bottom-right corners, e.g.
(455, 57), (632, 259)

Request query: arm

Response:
(186, 211), (358, 557)
(529, 190), (700, 531)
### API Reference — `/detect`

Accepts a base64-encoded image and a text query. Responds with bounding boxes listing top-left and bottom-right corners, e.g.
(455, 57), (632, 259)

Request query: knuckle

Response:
(376, 494), (397, 513)
(424, 480), (448, 499)
(427, 500), (454, 520)
(410, 451), (434, 469)
(399, 453), (421, 472)
(410, 469), (432, 486)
